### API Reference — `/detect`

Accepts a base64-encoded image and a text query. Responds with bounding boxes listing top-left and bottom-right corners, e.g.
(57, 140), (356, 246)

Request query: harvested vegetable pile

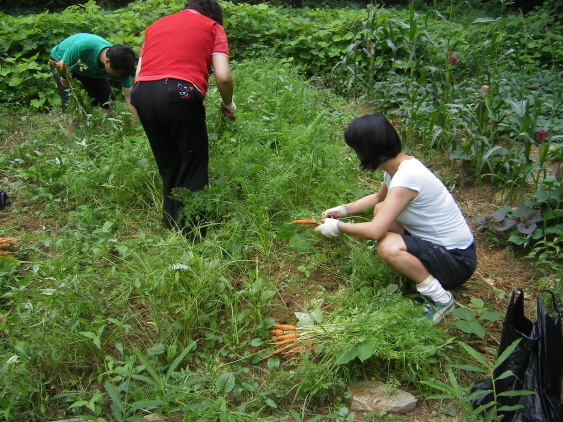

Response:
(0, 237), (18, 256)
(263, 293), (448, 369)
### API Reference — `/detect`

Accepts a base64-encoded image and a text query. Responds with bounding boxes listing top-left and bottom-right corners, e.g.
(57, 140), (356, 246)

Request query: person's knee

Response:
(376, 235), (401, 262)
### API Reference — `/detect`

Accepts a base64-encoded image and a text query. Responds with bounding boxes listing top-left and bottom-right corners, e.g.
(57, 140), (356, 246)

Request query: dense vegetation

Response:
(0, 0), (561, 421)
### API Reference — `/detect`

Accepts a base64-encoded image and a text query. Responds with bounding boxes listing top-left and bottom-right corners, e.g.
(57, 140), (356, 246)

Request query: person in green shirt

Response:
(50, 33), (137, 117)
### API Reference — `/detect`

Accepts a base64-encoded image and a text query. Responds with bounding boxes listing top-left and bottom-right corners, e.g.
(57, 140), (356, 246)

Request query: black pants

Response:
(131, 78), (208, 232)
(50, 62), (115, 110)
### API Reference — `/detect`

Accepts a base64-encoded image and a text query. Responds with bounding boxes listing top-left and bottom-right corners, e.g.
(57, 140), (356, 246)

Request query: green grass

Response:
(0, 57), (455, 421)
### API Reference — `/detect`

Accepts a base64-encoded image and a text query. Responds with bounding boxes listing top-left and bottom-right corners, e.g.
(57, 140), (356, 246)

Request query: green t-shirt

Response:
(50, 33), (132, 88)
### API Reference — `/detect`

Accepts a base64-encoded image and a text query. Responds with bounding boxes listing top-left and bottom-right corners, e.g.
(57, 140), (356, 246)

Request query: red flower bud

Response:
(535, 129), (549, 143)
(448, 53), (458, 66)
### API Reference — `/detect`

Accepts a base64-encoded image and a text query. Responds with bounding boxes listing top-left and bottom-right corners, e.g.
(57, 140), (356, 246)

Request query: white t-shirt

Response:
(383, 158), (473, 250)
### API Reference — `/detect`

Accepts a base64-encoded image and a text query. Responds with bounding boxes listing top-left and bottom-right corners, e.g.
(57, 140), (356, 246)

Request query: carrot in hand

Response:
(290, 219), (315, 225)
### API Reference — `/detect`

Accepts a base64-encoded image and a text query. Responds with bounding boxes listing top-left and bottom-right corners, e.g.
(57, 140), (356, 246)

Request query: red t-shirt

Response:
(136, 9), (229, 98)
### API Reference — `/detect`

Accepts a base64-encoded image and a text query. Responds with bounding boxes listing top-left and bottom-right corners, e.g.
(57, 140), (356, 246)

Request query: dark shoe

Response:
(424, 294), (454, 323)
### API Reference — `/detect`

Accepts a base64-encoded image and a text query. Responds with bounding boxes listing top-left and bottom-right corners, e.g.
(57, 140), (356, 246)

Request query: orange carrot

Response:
(272, 323), (296, 331)
(268, 338), (297, 346)
(261, 346), (290, 360)
(273, 332), (299, 341)
(290, 219), (315, 225)
(283, 346), (304, 355)
(0, 237), (18, 248)
(270, 329), (284, 337)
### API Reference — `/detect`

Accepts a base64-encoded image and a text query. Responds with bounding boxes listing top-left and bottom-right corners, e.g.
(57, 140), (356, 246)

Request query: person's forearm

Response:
(344, 188), (387, 215)
(217, 78), (234, 105)
(122, 87), (138, 117)
(344, 194), (378, 215)
(212, 54), (234, 105)
(337, 220), (385, 240)
(135, 56), (142, 80)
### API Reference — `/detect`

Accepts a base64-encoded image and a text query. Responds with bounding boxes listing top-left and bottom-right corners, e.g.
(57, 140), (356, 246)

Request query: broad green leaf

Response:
(494, 339), (521, 370)
(458, 342), (489, 368)
(497, 390), (534, 397)
(448, 364), (488, 373)
(466, 389), (493, 401)
(335, 347), (358, 365)
(264, 398), (277, 409)
(250, 338), (263, 347)
(165, 340), (197, 382)
(470, 298), (485, 308)
(456, 320), (486, 338)
(421, 380), (455, 395)
(244, 163), (264, 174)
(130, 374), (160, 388)
(473, 401), (496, 414)
(129, 399), (165, 411)
(133, 346), (163, 389)
(479, 310), (504, 321)
(356, 339), (376, 362)
(216, 372), (236, 394)
(452, 307), (477, 321)
(497, 404), (525, 412)
(104, 381), (123, 419)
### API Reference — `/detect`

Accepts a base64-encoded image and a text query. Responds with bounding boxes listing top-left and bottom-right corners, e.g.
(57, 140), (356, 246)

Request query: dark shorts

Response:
(401, 234), (477, 289)
(50, 61), (115, 110)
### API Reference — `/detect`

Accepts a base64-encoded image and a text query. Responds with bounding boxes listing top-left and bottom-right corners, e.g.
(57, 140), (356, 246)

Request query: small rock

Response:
(143, 414), (168, 421)
(348, 381), (417, 414)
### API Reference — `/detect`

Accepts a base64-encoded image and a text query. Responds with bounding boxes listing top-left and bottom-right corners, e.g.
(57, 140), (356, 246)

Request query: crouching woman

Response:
(315, 113), (477, 322)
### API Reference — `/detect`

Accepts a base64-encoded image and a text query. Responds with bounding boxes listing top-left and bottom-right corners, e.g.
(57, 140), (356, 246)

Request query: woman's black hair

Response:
(185, 0), (223, 25)
(106, 45), (136, 77)
(344, 112), (402, 171)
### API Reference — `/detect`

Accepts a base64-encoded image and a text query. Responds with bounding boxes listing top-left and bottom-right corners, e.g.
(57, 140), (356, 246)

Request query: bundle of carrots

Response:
(262, 299), (448, 366)
(262, 323), (308, 360)
(0, 237), (18, 256)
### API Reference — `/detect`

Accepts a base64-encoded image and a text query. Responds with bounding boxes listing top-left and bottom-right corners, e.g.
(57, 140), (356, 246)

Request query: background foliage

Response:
(1, 0), (561, 109)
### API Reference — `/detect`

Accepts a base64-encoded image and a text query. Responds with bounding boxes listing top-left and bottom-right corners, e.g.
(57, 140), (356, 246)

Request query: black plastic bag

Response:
(471, 289), (563, 422)
(511, 290), (563, 422)
(0, 189), (10, 210)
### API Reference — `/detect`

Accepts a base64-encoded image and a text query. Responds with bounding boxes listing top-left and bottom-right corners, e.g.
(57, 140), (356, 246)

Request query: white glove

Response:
(314, 218), (341, 238)
(321, 204), (348, 219)
(221, 99), (236, 115)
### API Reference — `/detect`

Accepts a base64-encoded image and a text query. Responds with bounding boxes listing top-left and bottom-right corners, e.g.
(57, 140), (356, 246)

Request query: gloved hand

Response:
(314, 218), (341, 238)
(321, 204), (348, 219)
(220, 99), (236, 116)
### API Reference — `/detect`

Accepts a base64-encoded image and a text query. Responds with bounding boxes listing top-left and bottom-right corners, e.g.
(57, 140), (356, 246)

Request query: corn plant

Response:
(423, 340), (533, 421)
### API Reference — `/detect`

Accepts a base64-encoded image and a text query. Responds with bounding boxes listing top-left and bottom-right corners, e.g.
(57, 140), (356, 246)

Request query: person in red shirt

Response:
(131, 0), (235, 238)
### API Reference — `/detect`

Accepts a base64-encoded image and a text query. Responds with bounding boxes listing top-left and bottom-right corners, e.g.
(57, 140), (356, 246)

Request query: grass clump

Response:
(0, 58), (449, 421)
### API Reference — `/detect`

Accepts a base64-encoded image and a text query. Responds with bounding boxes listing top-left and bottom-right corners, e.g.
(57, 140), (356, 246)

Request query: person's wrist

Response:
(221, 100), (236, 115)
